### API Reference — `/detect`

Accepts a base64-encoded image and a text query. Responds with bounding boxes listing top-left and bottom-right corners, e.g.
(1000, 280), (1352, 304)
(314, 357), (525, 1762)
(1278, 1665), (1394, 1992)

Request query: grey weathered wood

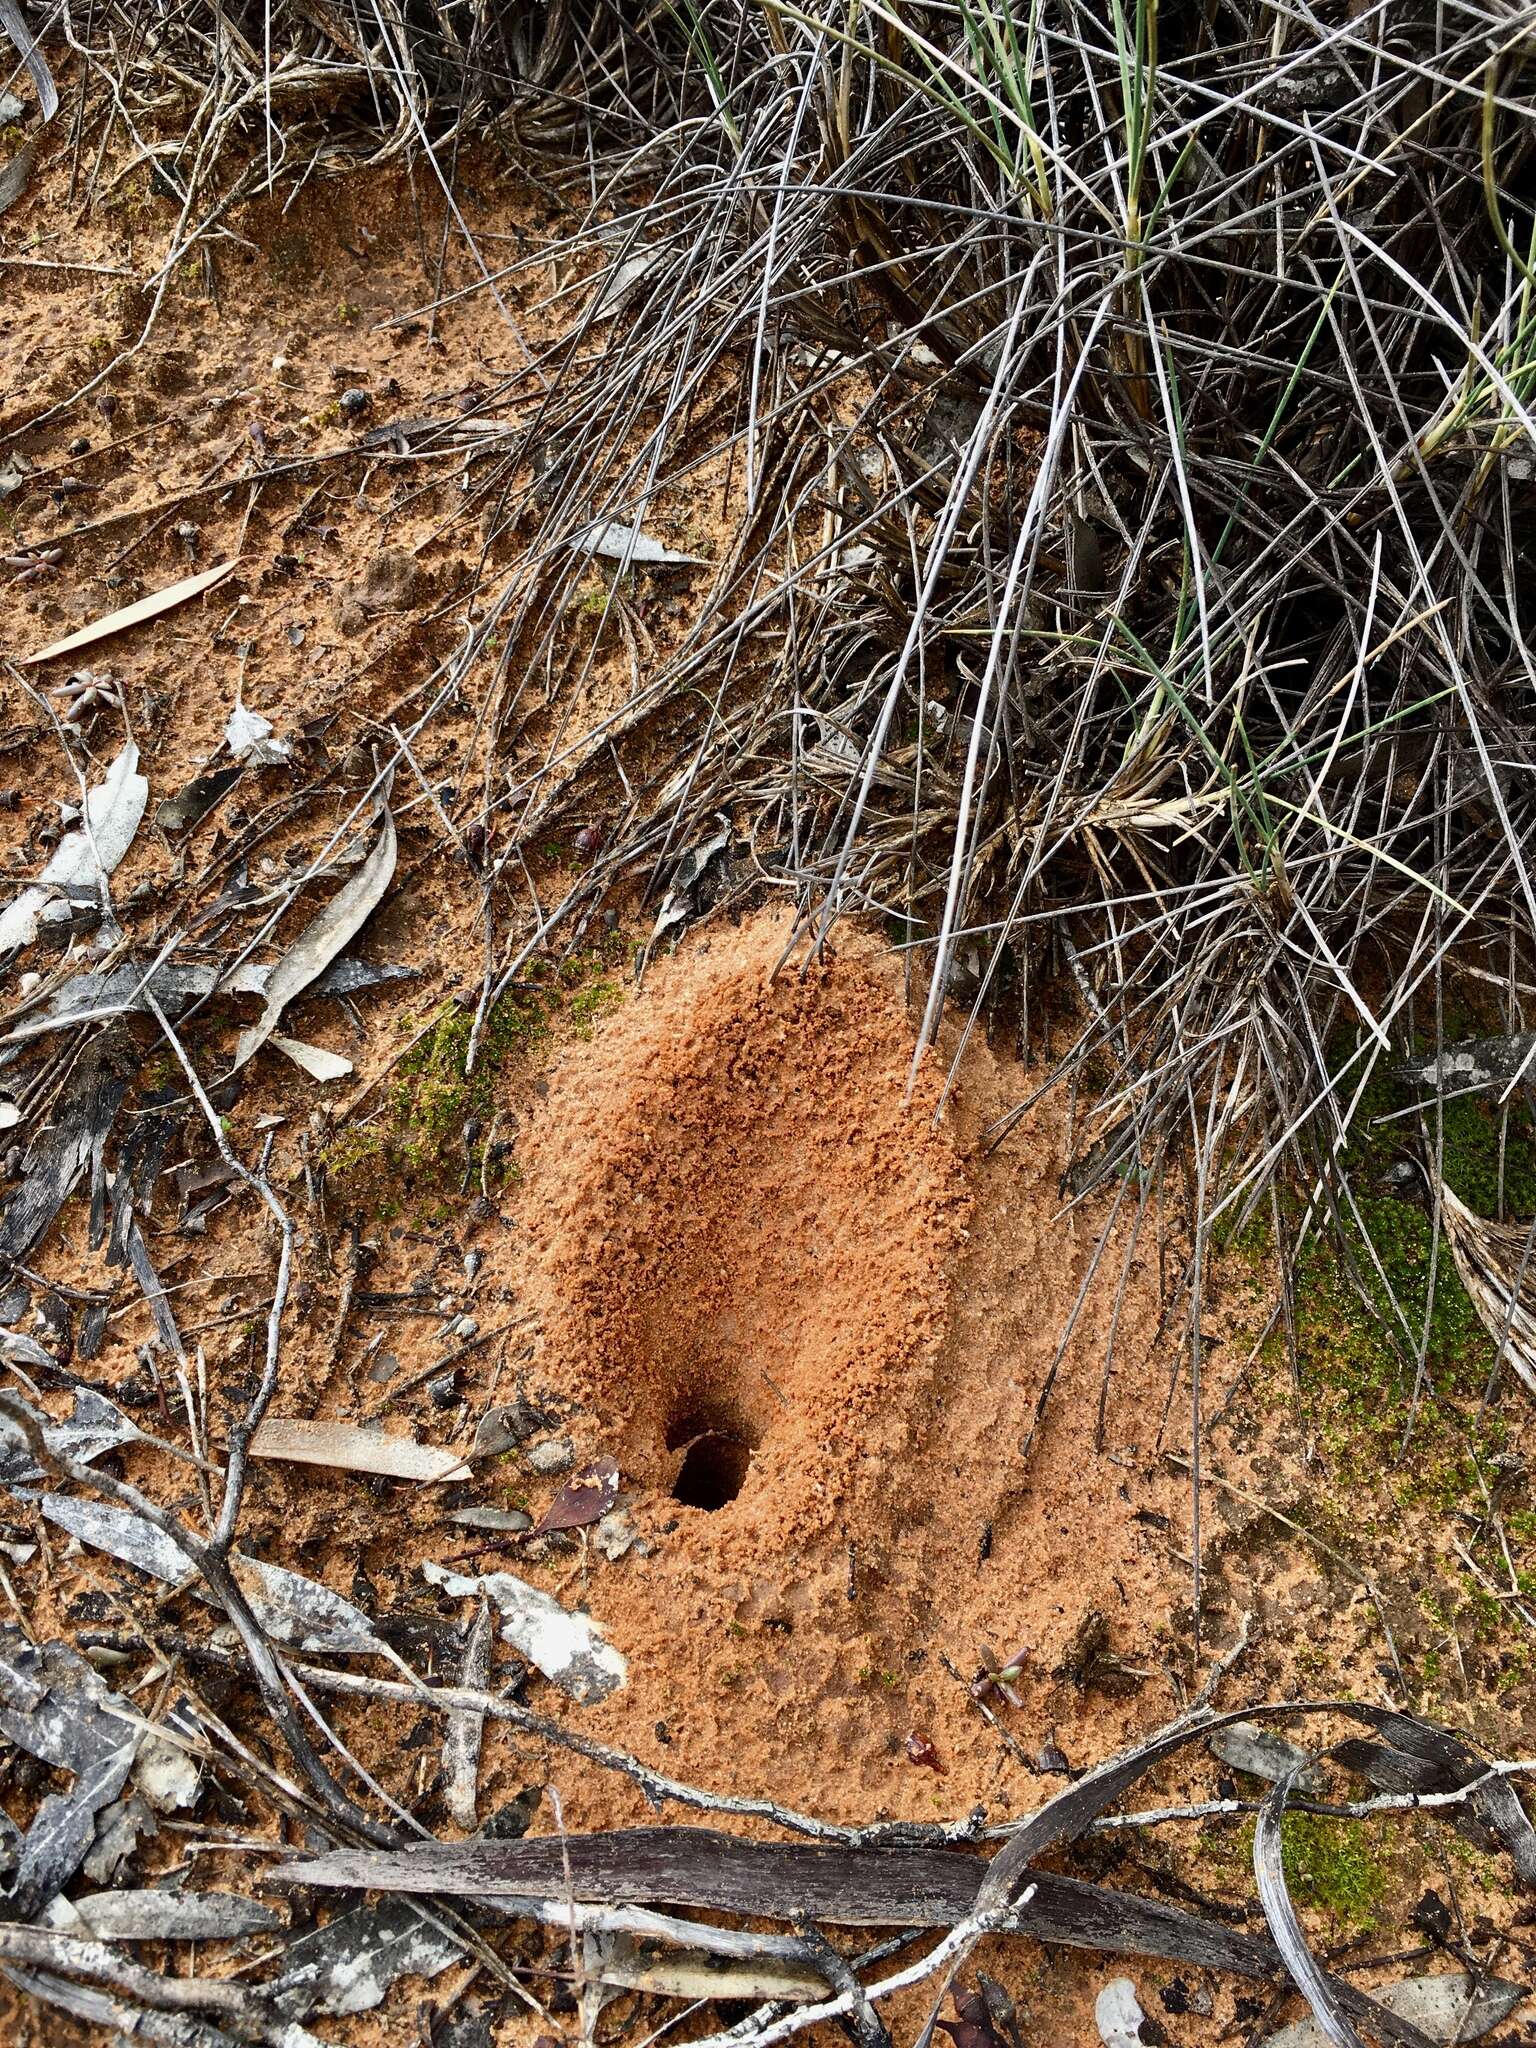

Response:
(277, 1826), (1281, 1976)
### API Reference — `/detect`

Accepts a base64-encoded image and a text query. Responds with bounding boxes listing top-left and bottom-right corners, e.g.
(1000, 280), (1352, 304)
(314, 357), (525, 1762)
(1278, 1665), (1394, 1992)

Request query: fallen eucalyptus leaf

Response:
(468, 1402), (542, 1461)
(64, 1888), (282, 1943)
(1394, 1031), (1536, 1095)
(0, 1632), (133, 1771)
(0, 1632), (142, 1917)
(36, 951), (413, 1029)
(422, 1559), (626, 1703)
(1096, 1978), (1148, 2048)
(445, 1505), (532, 1534)
(7, 1745), (136, 1917)
(25, 561), (235, 665)
(574, 519), (708, 567)
(80, 1789), (153, 1887)
(232, 800), (395, 1071)
(1262, 1974), (1527, 2048)
(269, 1900), (460, 2018)
(531, 1454), (619, 1535)
(131, 1720), (202, 1813)
(0, 1387), (145, 1488)
(155, 764), (242, 833)
(270, 1035), (353, 1082)
(646, 818), (731, 955)
(589, 240), (666, 319)
(0, 0), (57, 119)
(224, 696), (291, 766)
(0, 742), (148, 956)
(229, 1556), (389, 1655)
(0, 1328), (52, 1368)
(249, 1417), (468, 1484)
(37, 1495), (194, 1586)
(1210, 1722), (1325, 1794)
(0, 1032), (131, 1261)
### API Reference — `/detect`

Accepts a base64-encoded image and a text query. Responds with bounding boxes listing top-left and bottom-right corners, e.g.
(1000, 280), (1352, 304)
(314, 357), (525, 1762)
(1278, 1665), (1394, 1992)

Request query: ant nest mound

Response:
(525, 910), (968, 1543)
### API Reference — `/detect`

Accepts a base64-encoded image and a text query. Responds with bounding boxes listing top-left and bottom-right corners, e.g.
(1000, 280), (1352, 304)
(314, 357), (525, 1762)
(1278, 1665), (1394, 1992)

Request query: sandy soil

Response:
(2, 92), (1534, 2048)
(514, 908), (1200, 1827)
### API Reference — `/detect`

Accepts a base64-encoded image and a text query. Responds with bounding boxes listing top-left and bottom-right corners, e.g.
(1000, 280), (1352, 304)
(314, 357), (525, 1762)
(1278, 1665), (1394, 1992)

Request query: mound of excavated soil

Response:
(526, 914), (969, 1547)
(514, 909), (1210, 1840)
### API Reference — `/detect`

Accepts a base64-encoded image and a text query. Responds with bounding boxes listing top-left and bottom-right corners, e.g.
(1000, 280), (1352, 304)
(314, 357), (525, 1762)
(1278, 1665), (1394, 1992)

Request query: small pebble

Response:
(595, 1510), (635, 1562)
(527, 1437), (574, 1476)
(447, 1506), (531, 1534)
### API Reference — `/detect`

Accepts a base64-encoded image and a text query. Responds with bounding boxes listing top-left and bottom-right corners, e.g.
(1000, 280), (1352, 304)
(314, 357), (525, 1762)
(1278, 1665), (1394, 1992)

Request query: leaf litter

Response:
(421, 1559), (627, 1703)
(0, 742), (147, 956)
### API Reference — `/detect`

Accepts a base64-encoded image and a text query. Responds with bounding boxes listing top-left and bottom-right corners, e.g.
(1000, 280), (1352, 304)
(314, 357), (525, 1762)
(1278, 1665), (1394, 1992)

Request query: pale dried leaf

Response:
(65, 1888), (282, 1942)
(24, 561), (236, 665)
(270, 1900), (460, 2017)
(229, 1555), (388, 1654)
(575, 519), (708, 567)
(422, 1559), (626, 1703)
(271, 1035), (353, 1082)
(0, 0), (57, 119)
(1262, 1974), (1527, 2047)
(249, 1417), (468, 1484)
(1096, 1978), (1148, 2048)
(0, 1388), (145, 1488)
(224, 697), (292, 765)
(1210, 1723), (1324, 1794)
(37, 1496), (193, 1586)
(0, 742), (147, 955)
(232, 803), (395, 1071)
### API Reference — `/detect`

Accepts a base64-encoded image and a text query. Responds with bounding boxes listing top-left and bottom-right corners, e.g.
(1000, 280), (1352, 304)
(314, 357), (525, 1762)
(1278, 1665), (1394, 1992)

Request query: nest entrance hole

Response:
(666, 1400), (759, 1512)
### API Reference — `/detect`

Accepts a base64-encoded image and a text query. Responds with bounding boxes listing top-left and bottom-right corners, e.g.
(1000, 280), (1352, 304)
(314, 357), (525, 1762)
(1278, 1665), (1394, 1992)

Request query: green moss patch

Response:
(1274, 1813), (1390, 1930)
(325, 948), (629, 1206)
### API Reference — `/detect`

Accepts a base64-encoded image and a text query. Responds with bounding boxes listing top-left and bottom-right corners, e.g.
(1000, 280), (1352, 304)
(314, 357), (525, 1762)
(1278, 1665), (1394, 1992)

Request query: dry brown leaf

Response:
(23, 560), (237, 665)
(531, 1455), (620, 1535)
